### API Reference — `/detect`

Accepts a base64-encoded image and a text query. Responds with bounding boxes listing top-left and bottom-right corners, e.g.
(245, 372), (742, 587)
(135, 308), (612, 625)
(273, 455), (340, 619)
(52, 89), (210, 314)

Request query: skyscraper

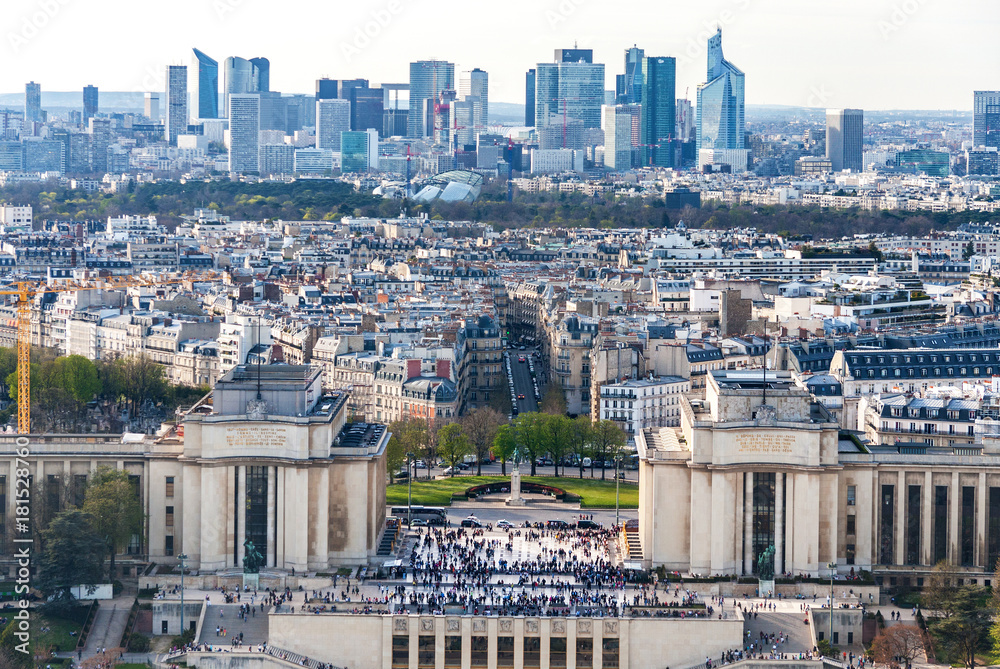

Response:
(223, 57), (267, 117)
(459, 68), (489, 133)
(351, 88), (384, 132)
(228, 94), (260, 173)
(639, 56), (676, 167)
(525, 70), (536, 127)
(316, 99), (351, 152)
(602, 104), (639, 171)
(316, 78), (338, 101)
(25, 82), (42, 124)
(165, 65), (188, 146)
(407, 60), (454, 138)
(534, 51), (605, 131)
(826, 108), (864, 172)
(341, 129), (379, 172)
(83, 85), (99, 123)
(145, 92), (160, 121)
(617, 46), (644, 105)
(192, 48), (219, 119)
(696, 29), (745, 152)
(974, 91), (1000, 149)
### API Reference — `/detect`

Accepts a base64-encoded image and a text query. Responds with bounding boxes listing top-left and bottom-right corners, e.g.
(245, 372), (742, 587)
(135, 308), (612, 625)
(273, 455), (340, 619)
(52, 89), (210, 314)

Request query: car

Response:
(496, 519), (514, 530)
(441, 466), (455, 475)
(414, 461), (428, 469)
(460, 516), (482, 528)
(518, 356), (526, 363)
(576, 519), (601, 530)
(456, 462), (471, 470)
(519, 346), (526, 350)
(410, 518), (430, 527)
(517, 393), (525, 400)
(546, 519), (570, 529)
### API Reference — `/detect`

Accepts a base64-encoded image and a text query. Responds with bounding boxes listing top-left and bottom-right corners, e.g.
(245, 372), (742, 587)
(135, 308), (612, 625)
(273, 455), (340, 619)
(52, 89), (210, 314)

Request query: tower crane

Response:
(0, 272), (217, 433)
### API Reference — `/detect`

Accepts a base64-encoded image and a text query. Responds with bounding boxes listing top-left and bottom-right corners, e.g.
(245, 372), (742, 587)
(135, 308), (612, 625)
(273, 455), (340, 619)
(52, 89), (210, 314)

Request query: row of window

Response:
(391, 635), (618, 669)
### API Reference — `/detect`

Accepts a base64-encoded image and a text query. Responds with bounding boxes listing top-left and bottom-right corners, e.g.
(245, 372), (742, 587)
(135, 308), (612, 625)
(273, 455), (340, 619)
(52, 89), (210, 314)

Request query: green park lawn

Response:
(386, 474), (638, 509)
(35, 613), (84, 652)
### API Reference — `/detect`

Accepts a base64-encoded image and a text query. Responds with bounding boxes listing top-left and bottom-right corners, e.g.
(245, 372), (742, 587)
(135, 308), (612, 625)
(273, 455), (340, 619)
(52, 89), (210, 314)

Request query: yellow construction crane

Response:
(0, 272), (217, 433)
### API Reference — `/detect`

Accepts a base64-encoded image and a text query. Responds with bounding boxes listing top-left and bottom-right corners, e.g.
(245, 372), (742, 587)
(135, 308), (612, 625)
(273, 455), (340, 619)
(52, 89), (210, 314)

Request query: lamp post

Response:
(615, 453), (621, 528)
(407, 452), (414, 526)
(178, 553), (188, 638)
(827, 561), (837, 651)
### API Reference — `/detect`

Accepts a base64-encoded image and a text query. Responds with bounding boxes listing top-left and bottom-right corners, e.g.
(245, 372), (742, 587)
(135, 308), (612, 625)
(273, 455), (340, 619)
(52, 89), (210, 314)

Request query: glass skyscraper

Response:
(696, 29), (744, 152)
(25, 82), (42, 124)
(192, 49), (219, 119)
(408, 60), (454, 138)
(83, 85), (98, 123)
(974, 91), (1000, 149)
(228, 93), (260, 174)
(165, 66), (188, 147)
(525, 70), (536, 127)
(223, 56), (267, 118)
(826, 108), (864, 172)
(618, 46), (644, 105)
(640, 56), (675, 167)
(534, 53), (605, 131)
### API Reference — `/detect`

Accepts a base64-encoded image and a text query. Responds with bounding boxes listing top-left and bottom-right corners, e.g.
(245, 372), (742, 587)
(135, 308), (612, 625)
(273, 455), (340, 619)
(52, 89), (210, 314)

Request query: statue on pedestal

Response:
(757, 545), (775, 581)
(243, 539), (264, 574)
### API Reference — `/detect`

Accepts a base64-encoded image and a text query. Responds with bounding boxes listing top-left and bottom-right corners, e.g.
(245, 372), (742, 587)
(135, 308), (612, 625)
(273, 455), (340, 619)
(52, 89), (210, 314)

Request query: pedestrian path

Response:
(199, 603), (272, 646)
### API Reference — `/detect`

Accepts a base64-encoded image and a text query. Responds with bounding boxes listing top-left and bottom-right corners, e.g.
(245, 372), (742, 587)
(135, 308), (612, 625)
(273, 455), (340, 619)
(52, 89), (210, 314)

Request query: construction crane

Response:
(0, 272), (216, 433)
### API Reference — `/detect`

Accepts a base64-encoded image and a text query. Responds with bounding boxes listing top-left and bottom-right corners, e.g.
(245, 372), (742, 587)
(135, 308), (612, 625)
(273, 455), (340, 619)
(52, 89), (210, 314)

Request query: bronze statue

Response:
(757, 545), (775, 580)
(243, 539), (264, 574)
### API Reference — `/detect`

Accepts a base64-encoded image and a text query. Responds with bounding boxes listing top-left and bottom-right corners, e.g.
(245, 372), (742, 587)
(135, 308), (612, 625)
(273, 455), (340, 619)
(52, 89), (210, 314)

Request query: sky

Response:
(2, 0), (998, 111)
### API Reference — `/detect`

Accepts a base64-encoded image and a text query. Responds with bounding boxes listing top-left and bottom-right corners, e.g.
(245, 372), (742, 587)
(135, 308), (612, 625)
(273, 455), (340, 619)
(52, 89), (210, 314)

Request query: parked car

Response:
(410, 518), (429, 527)
(496, 519), (514, 530)
(460, 516), (482, 528)
(576, 519), (602, 530)
(546, 520), (570, 529)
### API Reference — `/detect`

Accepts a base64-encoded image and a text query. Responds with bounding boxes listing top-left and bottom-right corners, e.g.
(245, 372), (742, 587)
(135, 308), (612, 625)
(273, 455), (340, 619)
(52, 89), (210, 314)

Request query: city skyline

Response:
(1, 0), (997, 112)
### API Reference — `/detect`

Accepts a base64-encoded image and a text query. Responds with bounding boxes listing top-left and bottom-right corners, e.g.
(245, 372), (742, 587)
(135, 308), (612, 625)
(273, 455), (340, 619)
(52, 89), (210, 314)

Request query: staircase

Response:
(198, 604), (271, 646)
(620, 519), (643, 561)
(377, 518), (401, 556)
(265, 644), (348, 669)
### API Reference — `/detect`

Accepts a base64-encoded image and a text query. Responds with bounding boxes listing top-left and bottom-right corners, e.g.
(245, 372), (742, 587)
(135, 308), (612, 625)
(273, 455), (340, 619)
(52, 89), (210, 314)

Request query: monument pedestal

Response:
(243, 573), (259, 591)
(506, 469), (523, 506)
(758, 579), (775, 598)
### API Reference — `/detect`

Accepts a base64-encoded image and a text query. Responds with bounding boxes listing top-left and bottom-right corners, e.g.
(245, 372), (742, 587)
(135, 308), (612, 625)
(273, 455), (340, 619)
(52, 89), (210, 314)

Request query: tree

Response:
(934, 585), (990, 669)
(512, 412), (547, 476)
(569, 416), (593, 478)
(100, 355), (166, 418)
(387, 417), (429, 479)
(37, 510), (106, 610)
(541, 414), (573, 477)
(462, 408), (502, 475)
(871, 625), (923, 669)
(540, 382), (568, 415)
(82, 467), (144, 582)
(384, 421), (407, 480)
(964, 241), (976, 260)
(437, 423), (471, 476)
(924, 560), (955, 617)
(492, 424), (516, 476)
(590, 420), (627, 480)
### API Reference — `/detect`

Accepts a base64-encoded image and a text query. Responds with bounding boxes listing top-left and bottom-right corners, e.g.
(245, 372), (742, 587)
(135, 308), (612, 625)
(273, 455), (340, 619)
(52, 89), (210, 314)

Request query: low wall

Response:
(187, 652), (286, 669)
(687, 581), (879, 603)
(140, 573), (336, 592)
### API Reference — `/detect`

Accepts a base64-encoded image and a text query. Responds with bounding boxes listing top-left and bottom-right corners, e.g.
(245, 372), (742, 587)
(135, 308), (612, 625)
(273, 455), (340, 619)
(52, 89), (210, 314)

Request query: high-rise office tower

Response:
(89, 118), (111, 173)
(341, 129), (379, 172)
(83, 85), (99, 123)
(602, 104), (639, 170)
(408, 60), (454, 138)
(316, 99), (351, 152)
(351, 88), (384, 132)
(145, 92), (160, 121)
(338, 79), (367, 100)
(316, 78), (338, 100)
(525, 70), (536, 127)
(696, 29), (745, 152)
(223, 56), (267, 117)
(165, 65), (188, 146)
(382, 84), (409, 138)
(228, 94), (260, 173)
(640, 56), (676, 167)
(826, 108), (864, 172)
(250, 58), (270, 92)
(617, 46), (644, 105)
(25, 82), (42, 124)
(192, 48), (219, 119)
(535, 49), (605, 131)
(974, 91), (1000, 149)
(459, 68), (489, 132)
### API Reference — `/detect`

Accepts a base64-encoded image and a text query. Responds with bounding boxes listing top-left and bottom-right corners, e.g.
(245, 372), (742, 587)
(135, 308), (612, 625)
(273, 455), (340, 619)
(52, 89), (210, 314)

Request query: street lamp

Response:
(178, 553), (188, 638)
(407, 452), (414, 526)
(614, 453), (621, 528)
(827, 561), (837, 652)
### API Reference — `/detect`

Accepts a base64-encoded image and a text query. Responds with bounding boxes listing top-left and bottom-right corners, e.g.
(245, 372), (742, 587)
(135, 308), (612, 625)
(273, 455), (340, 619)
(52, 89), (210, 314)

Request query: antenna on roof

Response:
(256, 313), (263, 400)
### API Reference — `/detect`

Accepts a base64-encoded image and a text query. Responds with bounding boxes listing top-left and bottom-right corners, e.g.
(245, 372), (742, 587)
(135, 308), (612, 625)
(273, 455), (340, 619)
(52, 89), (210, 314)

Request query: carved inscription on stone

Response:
(736, 432), (794, 455)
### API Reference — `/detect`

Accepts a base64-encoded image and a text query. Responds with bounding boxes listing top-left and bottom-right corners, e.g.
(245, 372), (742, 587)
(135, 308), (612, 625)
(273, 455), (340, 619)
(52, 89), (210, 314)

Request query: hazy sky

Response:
(2, 0), (997, 110)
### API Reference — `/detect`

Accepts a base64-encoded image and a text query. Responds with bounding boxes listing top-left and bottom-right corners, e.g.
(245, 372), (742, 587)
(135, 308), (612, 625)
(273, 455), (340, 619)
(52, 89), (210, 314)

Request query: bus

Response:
(390, 505), (448, 526)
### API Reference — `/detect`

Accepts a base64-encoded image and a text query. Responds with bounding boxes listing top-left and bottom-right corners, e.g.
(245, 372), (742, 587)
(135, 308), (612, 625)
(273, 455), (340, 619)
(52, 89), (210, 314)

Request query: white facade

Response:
(228, 94), (260, 174)
(317, 99), (351, 152)
(599, 376), (690, 444)
(0, 203), (32, 229)
(105, 215), (164, 241)
(530, 148), (584, 174)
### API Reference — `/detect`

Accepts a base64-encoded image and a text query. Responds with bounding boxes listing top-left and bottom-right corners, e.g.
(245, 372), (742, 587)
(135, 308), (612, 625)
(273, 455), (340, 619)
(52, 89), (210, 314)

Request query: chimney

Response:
(406, 359), (421, 380)
(436, 359), (451, 379)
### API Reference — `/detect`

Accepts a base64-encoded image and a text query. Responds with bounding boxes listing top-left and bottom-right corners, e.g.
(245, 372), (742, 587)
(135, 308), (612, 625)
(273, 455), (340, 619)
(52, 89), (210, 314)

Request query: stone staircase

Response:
(619, 519), (642, 561)
(377, 517), (401, 556)
(198, 604), (271, 645)
(743, 611), (816, 653)
(264, 645), (346, 669)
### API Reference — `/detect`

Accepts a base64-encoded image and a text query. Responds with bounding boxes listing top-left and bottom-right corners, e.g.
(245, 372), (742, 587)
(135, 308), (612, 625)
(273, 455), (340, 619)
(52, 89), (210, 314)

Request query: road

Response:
(510, 351), (539, 414)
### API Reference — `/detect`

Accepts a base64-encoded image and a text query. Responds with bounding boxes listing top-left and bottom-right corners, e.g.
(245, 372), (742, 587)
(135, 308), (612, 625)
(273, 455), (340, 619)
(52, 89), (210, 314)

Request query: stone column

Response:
(744, 471), (754, 575)
(310, 467), (330, 571)
(689, 469), (712, 575)
(225, 465), (236, 569)
(895, 470), (905, 567)
(267, 466), (277, 569)
(785, 474), (796, 573)
(950, 471), (960, 564)
(237, 466), (246, 568)
(276, 467), (285, 569)
(775, 473), (784, 576)
(978, 472), (987, 568)
(711, 470), (733, 574)
(922, 471), (933, 566)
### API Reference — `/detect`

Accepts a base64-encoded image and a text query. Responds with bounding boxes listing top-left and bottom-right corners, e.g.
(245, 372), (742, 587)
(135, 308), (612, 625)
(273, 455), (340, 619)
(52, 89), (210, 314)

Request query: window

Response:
(470, 637), (488, 669)
(550, 638), (567, 669)
(576, 638), (593, 668)
(165, 535), (174, 556)
(445, 636), (462, 668)
(392, 636), (409, 669)
(846, 543), (855, 565)
(846, 515), (856, 535)
(524, 637), (541, 668)
(847, 485), (856, 506)
(497, 637), (514, 668)
(418, 636), (435, 668)
(165, 506), (174, 527)
(165, 476), (175, 498)
(602, 639), (620, 668)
